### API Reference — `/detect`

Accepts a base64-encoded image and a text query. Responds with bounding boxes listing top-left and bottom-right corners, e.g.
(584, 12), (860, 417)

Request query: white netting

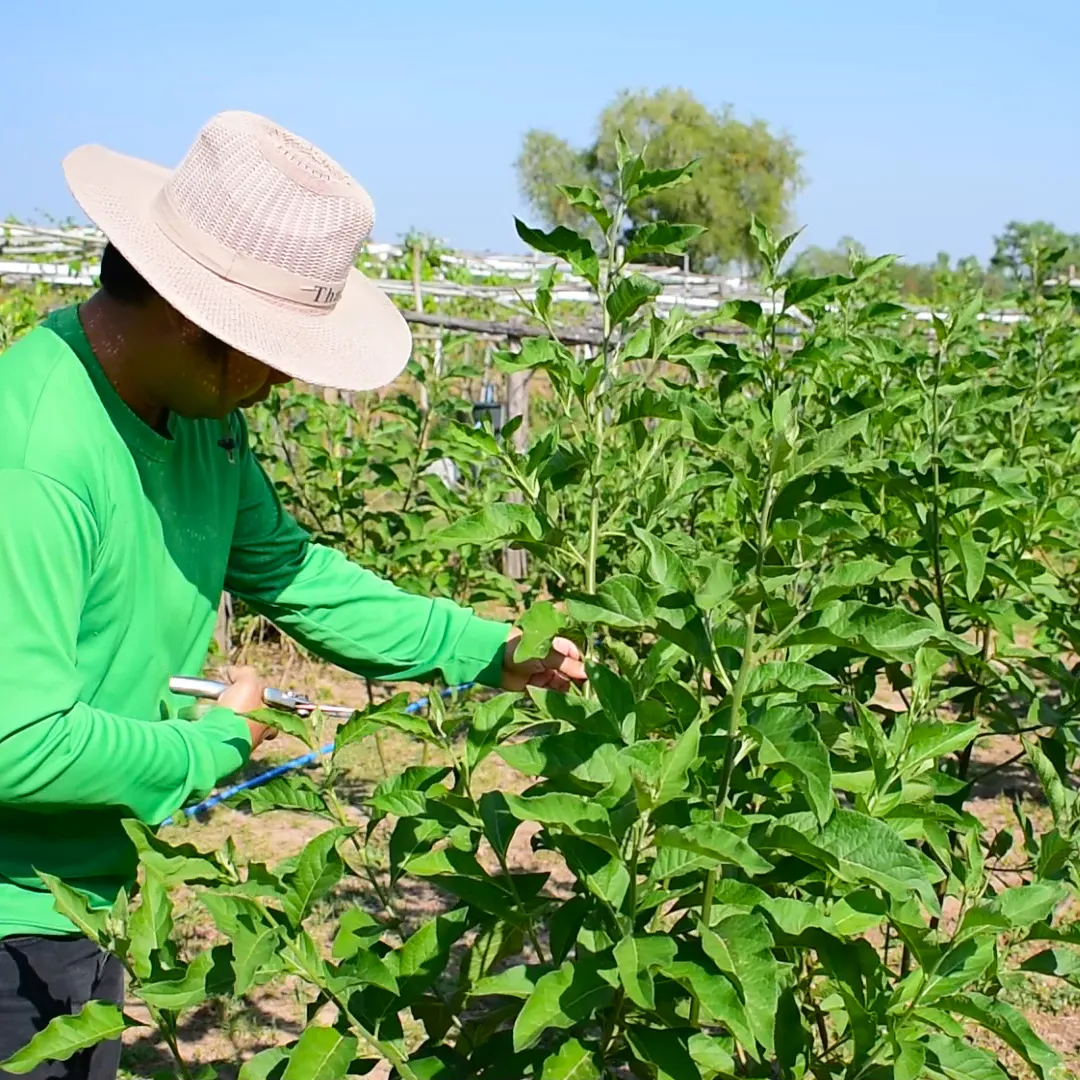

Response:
(164, 112), (373, 283)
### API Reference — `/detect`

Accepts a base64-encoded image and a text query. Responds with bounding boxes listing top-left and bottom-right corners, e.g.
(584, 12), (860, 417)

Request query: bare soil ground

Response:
(116, 655), (1080, 1080)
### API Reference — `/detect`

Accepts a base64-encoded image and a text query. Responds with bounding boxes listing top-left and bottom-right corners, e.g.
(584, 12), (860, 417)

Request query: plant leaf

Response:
(0, 1002), (141, 1075)
(280, 1026), (357, 1080)
(607, 273), (662, 325)
(540, 1038), (600, 1080)
(512, 958), (616, 1051)
(514, 602), (567, 664)
(613, 934), (677, 1010)
(514, 219), (600, 288)
(280, 827), (353, 928)
(625, 223), (706, 263)
(750, 705), (833, 823)
(816, 808), (944, 910)
(655, 822), (773, 876)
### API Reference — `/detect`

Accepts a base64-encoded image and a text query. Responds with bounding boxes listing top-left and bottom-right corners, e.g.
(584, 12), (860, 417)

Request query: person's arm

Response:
(224, 433), (511, 688)
(0, 470), (252, 825)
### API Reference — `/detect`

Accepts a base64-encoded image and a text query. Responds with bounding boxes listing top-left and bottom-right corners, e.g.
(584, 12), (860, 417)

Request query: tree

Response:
(515, 88), (802, 272)
(991, 220), (1080, 284)
(787, 236), (867, 278)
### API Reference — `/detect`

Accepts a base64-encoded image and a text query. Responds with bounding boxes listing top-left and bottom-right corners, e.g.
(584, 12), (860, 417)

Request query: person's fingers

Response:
(548, 650), (587, 683)
(550, 636), (583, 661)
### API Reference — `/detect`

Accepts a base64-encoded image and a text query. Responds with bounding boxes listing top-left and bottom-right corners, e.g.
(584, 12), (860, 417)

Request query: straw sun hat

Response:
(63, 110), (412, 392)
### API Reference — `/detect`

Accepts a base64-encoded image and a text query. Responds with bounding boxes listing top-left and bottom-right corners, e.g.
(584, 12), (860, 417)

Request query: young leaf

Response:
(629, 161), (698, 199)
(653, 718), (702, 808)
(332, 908), (385, 961)
(809, 558), (889, 610)
(1020, 947), (1080, 986)
(248, 707), (314, 747)
(606, 273), (663, 326)
(920, 936), (996, 1005)
(435, 503), (542, 548)
(782, 273), (854, 310)
(504, 792), (616, 853)
(331, 948), (400, 996)
(120, 820), (230, 884)
(137, 948), (227, 1011)
(894, 1038), (926, 1080)
(957, 532), (988, 601)
(471, 963), (551, 999)
(1022, 736), (1076, 830)
(557, 184), (613, 233)
(0, 1002), (141, 1075)
(333, 692), (411, 752)
(514, 219), (600, 288)
(240, 776), (333, 817)
(665, 963), (755, 1049)
(782, 411), (870, 482)
(566, 575), (661, 628)
(625, 223), (706, 263)
(694, 558), (735, 611)
(201, 893), (283, 996)
(514, 602), (567, 663)
(744, 662), (837, 695)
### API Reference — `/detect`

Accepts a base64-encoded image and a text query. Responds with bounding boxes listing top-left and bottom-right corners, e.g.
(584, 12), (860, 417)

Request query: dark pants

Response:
(0, 936), (123, 1080)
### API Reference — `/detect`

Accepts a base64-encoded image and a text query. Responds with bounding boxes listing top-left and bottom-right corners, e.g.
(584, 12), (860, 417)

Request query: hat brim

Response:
(63, 144), (413, 393)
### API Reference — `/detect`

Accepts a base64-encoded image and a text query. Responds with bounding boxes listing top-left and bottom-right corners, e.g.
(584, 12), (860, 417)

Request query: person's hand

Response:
(218, 665), (277, 750)
(501, 630), (587, 693)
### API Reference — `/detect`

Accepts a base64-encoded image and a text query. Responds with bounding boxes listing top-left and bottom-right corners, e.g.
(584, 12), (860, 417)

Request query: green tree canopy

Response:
(990, 220), (1080, 284)
(515, 88), (803, 272)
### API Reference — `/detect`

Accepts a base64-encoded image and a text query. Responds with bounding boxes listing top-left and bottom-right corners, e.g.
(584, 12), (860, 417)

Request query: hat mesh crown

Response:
(164, 112), (373, 285)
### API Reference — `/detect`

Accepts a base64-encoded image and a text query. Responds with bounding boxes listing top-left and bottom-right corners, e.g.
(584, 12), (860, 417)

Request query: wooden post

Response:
(502, 351), (530, 581)
(214, 593), (233, 659)
(412, 245), (428, 412)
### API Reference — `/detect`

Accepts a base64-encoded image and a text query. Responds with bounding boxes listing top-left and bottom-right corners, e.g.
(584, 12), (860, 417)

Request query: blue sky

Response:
(4, 1), (1076, 264)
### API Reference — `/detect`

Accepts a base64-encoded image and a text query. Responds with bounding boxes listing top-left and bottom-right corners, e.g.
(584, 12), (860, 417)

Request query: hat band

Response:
(151, 188), (347, 310)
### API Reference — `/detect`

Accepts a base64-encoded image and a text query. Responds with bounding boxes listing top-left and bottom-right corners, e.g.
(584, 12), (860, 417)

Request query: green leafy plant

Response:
(6, 148), (1080, 1080)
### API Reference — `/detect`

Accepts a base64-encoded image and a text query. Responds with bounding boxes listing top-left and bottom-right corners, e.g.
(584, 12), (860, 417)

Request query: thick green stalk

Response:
(156, 1013), (193, 1080)
(928, 341), (951, 634)
(692, 604), (759, 1026)
(271, 901), (422, 1080)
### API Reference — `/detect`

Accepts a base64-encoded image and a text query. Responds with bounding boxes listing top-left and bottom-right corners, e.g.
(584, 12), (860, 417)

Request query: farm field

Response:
(4, 153), (1080, 1080)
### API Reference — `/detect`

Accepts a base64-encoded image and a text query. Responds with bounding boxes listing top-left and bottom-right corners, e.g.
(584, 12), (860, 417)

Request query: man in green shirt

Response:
(0, 111), (585, 1079)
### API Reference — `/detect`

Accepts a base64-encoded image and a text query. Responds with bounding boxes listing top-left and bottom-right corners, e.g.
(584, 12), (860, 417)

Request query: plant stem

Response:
(151, 1009), (192, 1080)
(928, 341), (951, 634)
(693, 604), (759, 1025)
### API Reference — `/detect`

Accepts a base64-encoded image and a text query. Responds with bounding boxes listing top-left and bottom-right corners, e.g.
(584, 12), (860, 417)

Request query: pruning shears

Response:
(168, 676), (356, 718)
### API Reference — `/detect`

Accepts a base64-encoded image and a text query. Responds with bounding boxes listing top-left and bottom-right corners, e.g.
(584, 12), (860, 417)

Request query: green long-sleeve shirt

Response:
(0, 305), (510, 938)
